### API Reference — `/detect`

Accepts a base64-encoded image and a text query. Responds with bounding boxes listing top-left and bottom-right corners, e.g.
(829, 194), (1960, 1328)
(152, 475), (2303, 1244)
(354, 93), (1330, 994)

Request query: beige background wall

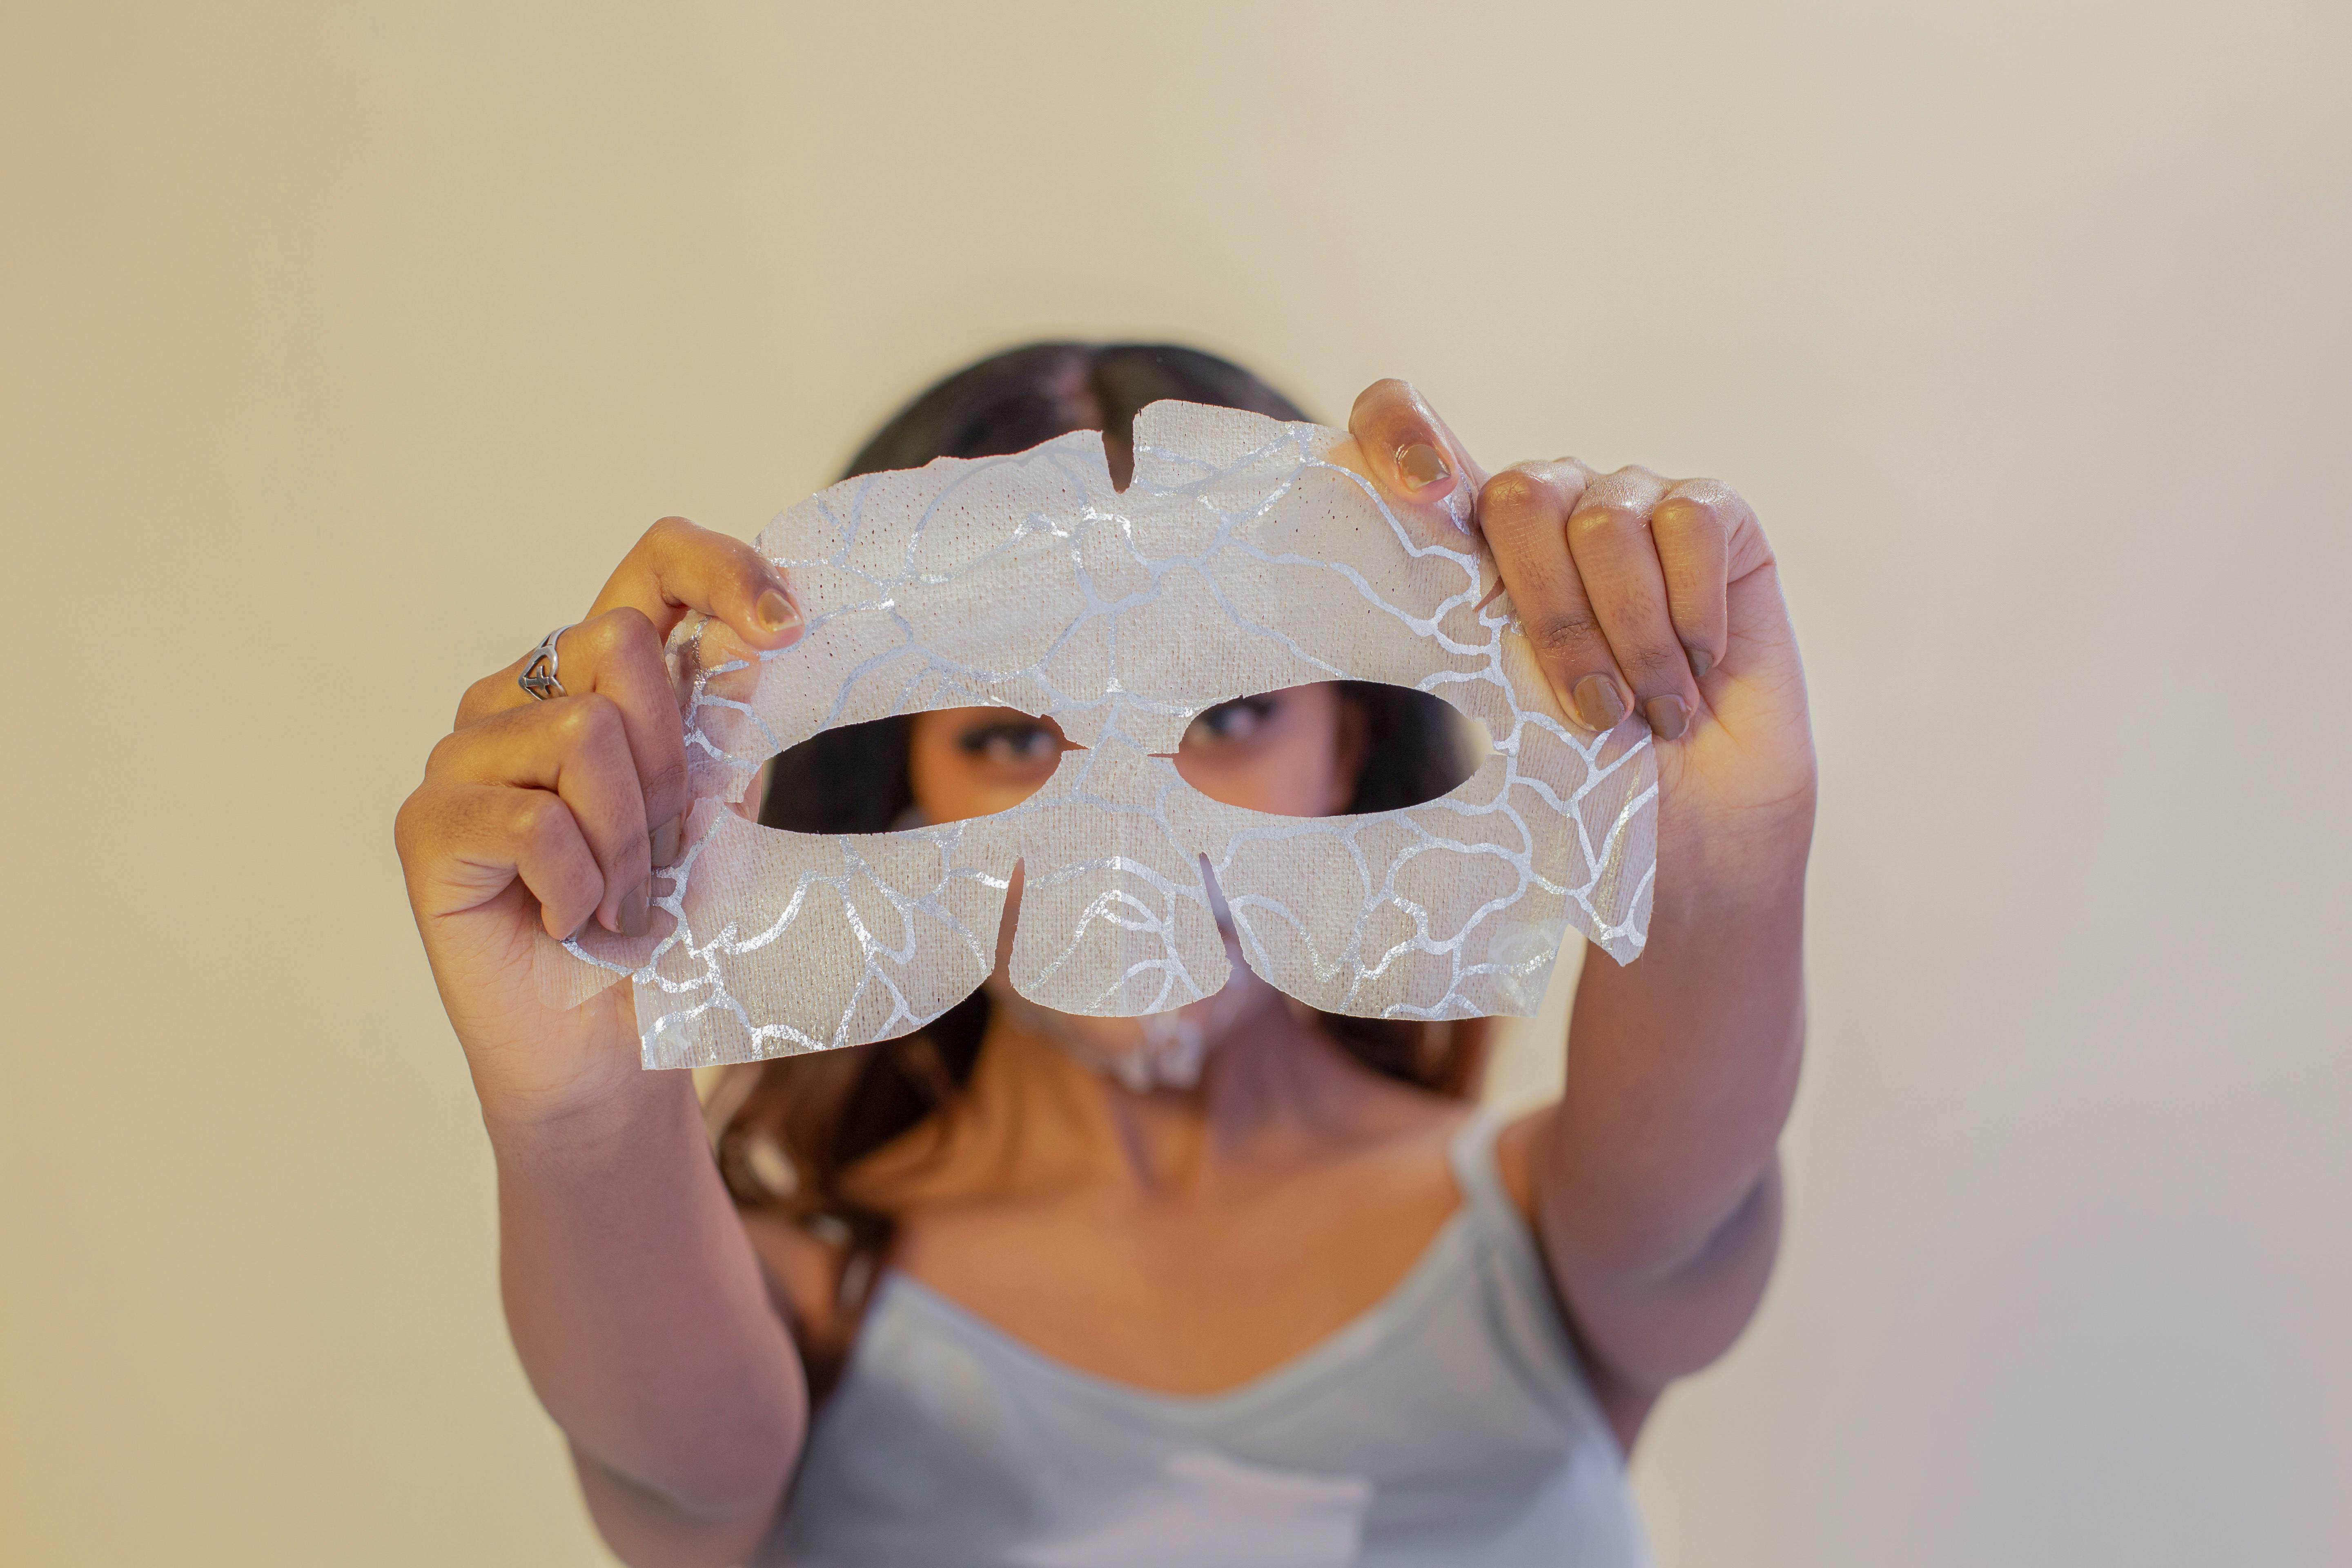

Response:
(4, 3), (2347, 1563)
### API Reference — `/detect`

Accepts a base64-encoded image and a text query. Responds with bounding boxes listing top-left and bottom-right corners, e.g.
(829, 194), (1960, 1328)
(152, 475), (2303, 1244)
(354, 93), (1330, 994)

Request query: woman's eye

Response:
(959, 722), (1061, 767)
(1183, 696), (1277, 748)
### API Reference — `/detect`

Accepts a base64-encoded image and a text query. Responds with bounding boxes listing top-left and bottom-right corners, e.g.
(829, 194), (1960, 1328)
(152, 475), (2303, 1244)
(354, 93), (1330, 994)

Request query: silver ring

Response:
(518, 625), (574, 701)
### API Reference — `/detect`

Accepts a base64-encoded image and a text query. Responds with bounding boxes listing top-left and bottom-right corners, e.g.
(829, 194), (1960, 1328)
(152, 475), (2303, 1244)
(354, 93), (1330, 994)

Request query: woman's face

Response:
(906, 685), (1365, 1085)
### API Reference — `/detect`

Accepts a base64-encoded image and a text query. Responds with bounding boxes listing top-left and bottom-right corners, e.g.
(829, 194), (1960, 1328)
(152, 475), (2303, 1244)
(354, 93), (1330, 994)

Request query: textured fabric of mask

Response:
(541, 401), (1657, 1069)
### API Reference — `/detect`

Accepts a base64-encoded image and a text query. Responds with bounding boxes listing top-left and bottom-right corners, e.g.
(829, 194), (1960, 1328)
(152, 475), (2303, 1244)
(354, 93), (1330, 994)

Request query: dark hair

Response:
(716, 342), (1488, 1394)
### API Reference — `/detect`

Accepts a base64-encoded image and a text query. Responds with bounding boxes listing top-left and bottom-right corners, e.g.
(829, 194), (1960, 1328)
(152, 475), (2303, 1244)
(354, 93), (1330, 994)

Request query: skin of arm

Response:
(493, 1042), (806, 1566)
(1533, 816), (1806, 1429)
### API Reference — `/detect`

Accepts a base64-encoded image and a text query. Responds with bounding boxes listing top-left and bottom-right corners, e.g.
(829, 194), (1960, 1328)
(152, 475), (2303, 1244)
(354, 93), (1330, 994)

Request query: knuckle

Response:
(579, 606), (659, 664)
(619, 831), (654, 877)
(639, 514), (696, 554)
(609, 604), (659, 644)
(1526, 610), (1605, 665)
(392, 791), (429, 856)
(1651, 494), (1726, 542)
(642, 755), (691, 805)
(724, 543), (771, 591)
(551, 692), (622, 747)
(456, 673), (505, 726)
(1478, 469), (1557, 530)
(1711, 483), (1760, 533)
(510, 792), (568, 849)
(1620, 643), (1689, 685)
(1566, 502), (1645, 544)
(1532, 458), (1593, 494)
(576, 612), (624, 657)
(1539, 464), (1591, 514)
(424, 729), (466, 775)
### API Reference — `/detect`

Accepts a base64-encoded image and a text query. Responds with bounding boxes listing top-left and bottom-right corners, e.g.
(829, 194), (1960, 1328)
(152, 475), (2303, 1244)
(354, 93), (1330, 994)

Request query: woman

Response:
(394, 343), (1816, 1566)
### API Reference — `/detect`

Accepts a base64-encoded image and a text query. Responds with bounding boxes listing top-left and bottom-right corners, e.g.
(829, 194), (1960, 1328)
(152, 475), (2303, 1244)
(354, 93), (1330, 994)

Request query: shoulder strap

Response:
(1445, 1107), (1520, 1227)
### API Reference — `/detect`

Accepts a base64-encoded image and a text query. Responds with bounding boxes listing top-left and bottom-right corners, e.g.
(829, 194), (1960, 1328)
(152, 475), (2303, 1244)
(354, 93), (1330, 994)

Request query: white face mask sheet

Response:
(541, 401), (1658, 1070)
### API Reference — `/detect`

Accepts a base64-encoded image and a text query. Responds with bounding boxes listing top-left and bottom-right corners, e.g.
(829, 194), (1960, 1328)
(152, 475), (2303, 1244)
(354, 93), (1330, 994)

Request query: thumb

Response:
(1343, 379), (1489, 532)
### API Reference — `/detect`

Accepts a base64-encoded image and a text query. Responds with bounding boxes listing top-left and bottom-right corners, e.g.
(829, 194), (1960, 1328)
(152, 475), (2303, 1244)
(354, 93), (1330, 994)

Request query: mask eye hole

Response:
(757, 708), (1080, 833)
(914, 707), (1078, 824)
(1172, 682), (1488, 819)
(755, 715), (914, 833)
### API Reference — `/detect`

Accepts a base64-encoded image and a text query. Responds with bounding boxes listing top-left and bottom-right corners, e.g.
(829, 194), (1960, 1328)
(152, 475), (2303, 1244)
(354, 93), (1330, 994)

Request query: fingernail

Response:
(1571, 674), (1626, 732)
(1687, 645), (1714, 680)
(1644, 694), (1690, 742)
(619, 878), (652, 938)
(650, 815), (683, 868)
(756, 587), (800, 634)
(1396, 442), (1451, 492)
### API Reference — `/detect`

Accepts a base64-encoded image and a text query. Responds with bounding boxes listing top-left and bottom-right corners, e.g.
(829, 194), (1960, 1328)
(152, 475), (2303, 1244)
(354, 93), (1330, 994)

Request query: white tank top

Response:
(763, 1110), (1652, 1567)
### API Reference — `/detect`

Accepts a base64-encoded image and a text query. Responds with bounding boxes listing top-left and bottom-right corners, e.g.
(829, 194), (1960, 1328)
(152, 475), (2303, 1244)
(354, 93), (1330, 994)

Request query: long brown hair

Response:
(714, 343), (1489, 1392)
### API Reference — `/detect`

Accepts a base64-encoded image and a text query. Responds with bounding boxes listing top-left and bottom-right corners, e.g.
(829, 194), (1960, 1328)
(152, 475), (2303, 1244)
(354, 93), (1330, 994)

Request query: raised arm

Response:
(1347, 382), (1816, 1439)
(394, 521), (813, 1566)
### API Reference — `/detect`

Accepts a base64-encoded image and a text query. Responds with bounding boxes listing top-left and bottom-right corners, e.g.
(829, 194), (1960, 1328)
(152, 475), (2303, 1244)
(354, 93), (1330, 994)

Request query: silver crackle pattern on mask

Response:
(541, 402), (1657, 1069)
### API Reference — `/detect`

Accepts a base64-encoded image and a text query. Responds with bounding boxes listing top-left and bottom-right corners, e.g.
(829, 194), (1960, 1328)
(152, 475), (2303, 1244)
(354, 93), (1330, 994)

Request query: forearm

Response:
(491, 1066), (805, 1533)
(1540, 812), (1809, 1280)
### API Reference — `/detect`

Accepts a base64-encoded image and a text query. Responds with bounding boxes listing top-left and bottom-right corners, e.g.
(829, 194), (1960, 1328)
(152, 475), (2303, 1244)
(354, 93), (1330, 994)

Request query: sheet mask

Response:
(985, 896), (1281, 1093)
(543, 401), (1658, 1069)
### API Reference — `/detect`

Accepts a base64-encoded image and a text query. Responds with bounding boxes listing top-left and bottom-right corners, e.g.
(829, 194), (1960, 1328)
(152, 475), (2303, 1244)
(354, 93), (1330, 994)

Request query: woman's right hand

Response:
(394, 517), (804, 1127)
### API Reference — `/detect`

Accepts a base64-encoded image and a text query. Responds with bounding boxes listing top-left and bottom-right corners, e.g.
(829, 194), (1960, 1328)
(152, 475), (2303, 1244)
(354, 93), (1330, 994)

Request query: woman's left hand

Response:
(1341, 379), (1816, 893)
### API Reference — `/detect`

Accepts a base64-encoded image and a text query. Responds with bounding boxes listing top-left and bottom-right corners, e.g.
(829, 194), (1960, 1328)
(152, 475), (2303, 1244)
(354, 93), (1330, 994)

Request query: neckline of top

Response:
(863, 1109), (1507, 1426)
